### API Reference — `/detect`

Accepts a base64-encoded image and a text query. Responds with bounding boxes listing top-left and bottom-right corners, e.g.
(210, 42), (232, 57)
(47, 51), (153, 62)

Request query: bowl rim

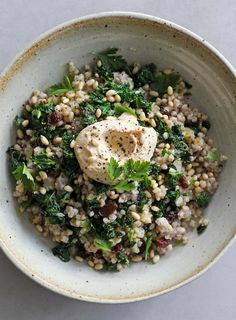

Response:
(0, 11), (236, 304)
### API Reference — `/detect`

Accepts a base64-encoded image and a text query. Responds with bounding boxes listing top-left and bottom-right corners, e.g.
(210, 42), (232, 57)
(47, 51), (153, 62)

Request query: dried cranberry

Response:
(48, 111), (63, 124)
(93, 251), (103, 259)
(156, 237), (170, 248)
(165, 211), (176, 223)
(113, 243), (124, 252)
(179, 176), (188, 188)
(160, 109), (170, 116)
(99, 202), (117, 217)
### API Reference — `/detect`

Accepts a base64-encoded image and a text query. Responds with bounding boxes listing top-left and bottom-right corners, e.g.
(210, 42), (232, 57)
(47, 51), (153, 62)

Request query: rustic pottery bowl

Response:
(0, 12), (236, 303)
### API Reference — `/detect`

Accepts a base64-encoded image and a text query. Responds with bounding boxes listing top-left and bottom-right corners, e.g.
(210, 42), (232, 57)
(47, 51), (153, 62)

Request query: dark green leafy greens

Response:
(96, 48), (130, 79)
(152, 72), (181, 97)
(62, 132), (76, 158)
(134, 63), (156, 87)
(52, 243), (71, 262)
(197, 224), (207, 235)
(196, 192), (209, 208)
(34, 193), (65, 226)
(32, 151), (56, 170)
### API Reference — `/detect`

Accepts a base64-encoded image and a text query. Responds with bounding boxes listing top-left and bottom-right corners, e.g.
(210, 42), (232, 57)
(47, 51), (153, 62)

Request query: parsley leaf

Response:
(107, 158), (151, 191)
(95, 238), (112, 252)
(123, 159), (151, 181)
(12, 163), (35, 191)
(107, 157), (123, 181)
(114, 105), (136, 117)
(48, 75), (73, 96)
(114, 180), (136, 191)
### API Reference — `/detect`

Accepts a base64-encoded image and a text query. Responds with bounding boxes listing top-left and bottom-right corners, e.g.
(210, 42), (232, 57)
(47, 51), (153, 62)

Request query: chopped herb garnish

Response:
(48, 75), (73, 96)
(95, 238), (112, 252)
(107, 158), (151, 191)
(12, 163), (35, 191)
(107, 157), (123, 182)
(207, 150), (218, 161)
(134, 63), (156, 87)
(144, 236), (152, 260)
(32, 151), (56, 170)
(114, 105), (136, 117)
(62, 132), (76, 158)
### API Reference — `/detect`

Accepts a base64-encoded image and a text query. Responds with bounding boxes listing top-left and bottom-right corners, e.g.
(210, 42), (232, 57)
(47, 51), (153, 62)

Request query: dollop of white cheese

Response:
(74, 114), (157, 184)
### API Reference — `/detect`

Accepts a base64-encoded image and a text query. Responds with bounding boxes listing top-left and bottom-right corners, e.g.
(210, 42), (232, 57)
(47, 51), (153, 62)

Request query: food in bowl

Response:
(7, 48), (226, 271)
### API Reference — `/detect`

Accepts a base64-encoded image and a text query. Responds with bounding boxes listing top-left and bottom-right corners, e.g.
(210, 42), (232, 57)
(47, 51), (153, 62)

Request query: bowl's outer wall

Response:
(0, 13), (236, 303)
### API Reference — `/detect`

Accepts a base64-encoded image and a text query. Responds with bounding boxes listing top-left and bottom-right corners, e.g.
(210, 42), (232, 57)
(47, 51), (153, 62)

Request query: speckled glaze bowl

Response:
(0, 12), (236, 303)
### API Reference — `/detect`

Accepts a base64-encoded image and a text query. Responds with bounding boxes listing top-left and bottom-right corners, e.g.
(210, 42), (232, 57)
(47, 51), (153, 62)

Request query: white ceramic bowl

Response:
(0, 12), (236, 303)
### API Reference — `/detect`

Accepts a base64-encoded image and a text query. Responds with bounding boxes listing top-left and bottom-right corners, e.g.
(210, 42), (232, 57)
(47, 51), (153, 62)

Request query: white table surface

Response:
(0, 1), (236, 319)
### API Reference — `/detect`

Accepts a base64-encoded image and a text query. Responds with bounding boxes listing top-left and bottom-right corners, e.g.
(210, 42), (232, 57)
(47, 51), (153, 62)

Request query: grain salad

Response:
(7, 48), (227, 271)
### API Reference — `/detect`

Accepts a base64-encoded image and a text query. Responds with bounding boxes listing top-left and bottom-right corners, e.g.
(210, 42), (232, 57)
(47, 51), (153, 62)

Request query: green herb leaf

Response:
(114, 180), (135, 191)
(96, 48), (130, 79)
(52, 244), (70, 262)
(114, 105), (136, 117)
(34, 192), (65, 226)
(110, 83), (152, 110)
(12, 163), (35, 191)
(107, 157), (123, 181)
(117, 251), (129, 266)
(32, 151), (56, 170)
(144, 236), (152, 260)
(123, 159), (151, 181)
(7, 147), (23, 171)
(83, 219), (93, 230)
(134, 63), (156, 87)
(48, 75), (73, 96)
(62, 132), (76, 158)
(207, 150), (218, 161)
(14, 115), (24, 127)
(95, 238), (112, 252)
(127, 229), (135, 244)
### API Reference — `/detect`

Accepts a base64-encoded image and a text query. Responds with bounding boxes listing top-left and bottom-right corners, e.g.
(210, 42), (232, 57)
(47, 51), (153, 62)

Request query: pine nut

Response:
(40, 135), (49, 146)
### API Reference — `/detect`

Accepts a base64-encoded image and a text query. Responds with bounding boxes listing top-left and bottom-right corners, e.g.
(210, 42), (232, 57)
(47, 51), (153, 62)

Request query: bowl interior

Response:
(0, 13), (236, 303)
